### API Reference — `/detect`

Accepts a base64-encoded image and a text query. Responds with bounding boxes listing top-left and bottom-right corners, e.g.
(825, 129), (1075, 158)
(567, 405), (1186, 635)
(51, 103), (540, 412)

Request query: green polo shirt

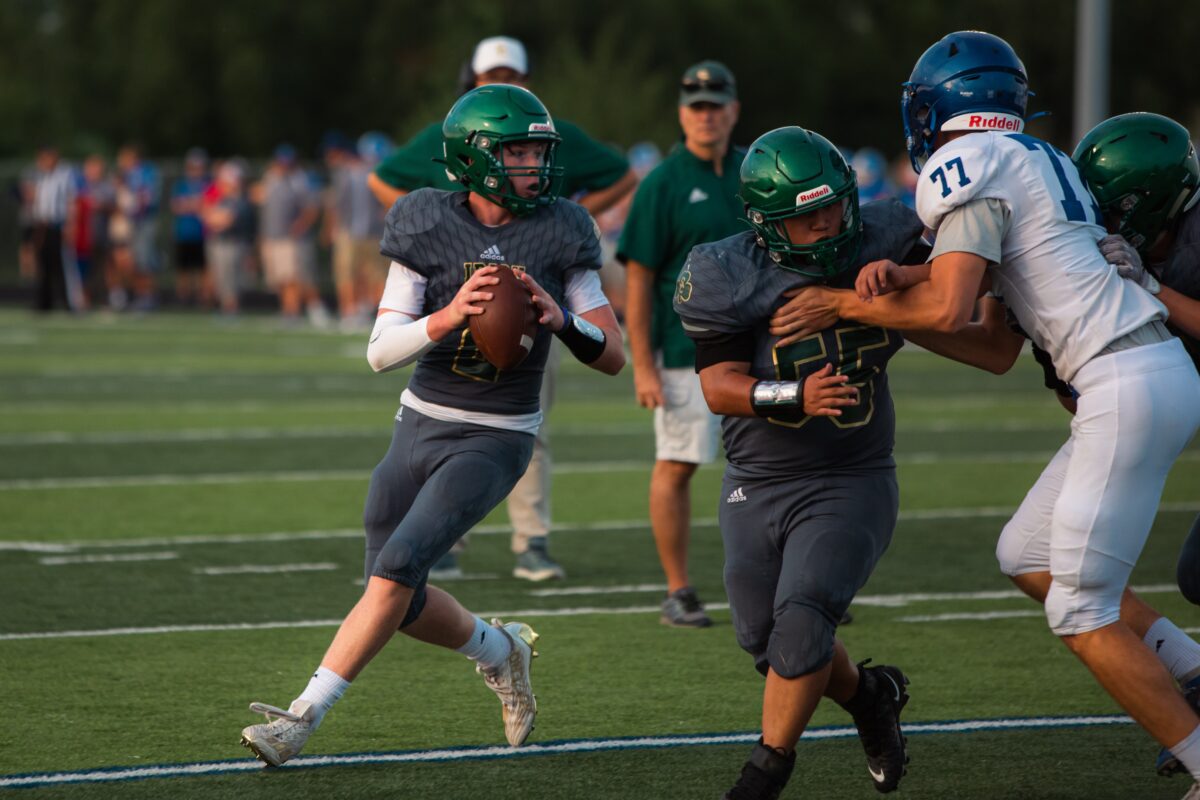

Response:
(617, 143), (747, 368)
(373, 118), (630, 197)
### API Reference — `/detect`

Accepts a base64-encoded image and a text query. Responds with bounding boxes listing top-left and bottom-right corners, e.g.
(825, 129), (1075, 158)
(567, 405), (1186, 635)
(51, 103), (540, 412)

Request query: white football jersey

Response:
(917, 131), (1167, 381)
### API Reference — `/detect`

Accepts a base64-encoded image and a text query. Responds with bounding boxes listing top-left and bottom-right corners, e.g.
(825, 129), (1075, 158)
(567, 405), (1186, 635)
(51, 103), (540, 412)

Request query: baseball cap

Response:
(679, 60), (737, 106)
(471, 36), (528, 76)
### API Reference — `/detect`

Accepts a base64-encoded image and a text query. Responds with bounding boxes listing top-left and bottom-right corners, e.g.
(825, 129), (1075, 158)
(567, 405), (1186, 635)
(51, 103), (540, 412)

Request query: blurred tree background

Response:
(4, 0), (1199, 160)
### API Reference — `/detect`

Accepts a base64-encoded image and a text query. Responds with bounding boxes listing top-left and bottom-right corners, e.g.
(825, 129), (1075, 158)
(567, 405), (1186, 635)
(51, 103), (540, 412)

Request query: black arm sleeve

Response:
(693, 330), (756, 372)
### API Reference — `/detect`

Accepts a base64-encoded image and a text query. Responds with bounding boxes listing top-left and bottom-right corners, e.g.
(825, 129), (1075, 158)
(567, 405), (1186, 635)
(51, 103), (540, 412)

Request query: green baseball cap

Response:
(679, 60), (737, 106)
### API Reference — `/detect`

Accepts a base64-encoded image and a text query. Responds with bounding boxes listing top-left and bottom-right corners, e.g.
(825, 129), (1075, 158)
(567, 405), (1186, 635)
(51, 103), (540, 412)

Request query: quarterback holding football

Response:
(238, 84), (623, 766)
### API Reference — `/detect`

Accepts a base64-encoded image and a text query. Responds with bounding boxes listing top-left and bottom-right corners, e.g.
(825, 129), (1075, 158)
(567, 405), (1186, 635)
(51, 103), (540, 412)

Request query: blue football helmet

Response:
(901, 31), (1030, 173)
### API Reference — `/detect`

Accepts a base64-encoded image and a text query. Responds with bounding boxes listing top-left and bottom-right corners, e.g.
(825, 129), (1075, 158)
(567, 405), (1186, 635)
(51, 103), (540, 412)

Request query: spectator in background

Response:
(117, 143), (162, 310)
(106, 167), (139, 310)
(618, 61), (744, 627)
(170, 148), (211, 307)
(851, 147), (897, 204)
(253, 144), (327, 326)
(890, 152), (918, 209)
(323, 132), (388, 330)
(16, 162), (37, 281)
(30, 146), (75, 312)
(203, 160), (255, 317)
(70, 155), (115, 309)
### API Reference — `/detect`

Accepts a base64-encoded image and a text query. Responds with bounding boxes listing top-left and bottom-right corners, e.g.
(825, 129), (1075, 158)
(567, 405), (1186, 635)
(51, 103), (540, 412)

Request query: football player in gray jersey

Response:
(238, 85), (623, 767)
(674, 127), (923, 799)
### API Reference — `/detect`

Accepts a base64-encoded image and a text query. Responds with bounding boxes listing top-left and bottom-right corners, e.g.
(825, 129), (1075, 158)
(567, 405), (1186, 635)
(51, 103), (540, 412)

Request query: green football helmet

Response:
(1072, 112), (1200, 253)
(442, 84), (564, 216)
(740, 126), (861, 277)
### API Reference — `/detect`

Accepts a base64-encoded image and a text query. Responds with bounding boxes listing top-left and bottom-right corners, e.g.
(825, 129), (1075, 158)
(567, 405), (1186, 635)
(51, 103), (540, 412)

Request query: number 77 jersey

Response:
(917, 130), (1168, 382)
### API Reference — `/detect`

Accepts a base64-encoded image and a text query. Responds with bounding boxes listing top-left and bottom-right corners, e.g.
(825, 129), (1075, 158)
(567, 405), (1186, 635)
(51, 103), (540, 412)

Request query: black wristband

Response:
(750, 380), (805, 418)
(555, 305), (606, 364)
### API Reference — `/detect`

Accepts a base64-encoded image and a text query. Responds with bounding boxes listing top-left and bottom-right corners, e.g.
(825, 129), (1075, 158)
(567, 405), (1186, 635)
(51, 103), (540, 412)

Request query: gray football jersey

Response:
(674, 200), (924, 479)
(380, 189), (602, 414)
(1154, 203), (1200, 368)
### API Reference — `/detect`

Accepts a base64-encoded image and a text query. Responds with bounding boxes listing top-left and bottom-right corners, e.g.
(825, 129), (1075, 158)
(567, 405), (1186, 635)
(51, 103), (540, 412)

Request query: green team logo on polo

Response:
(1073, 112), (1200, 254)
(442, 84), (565, 216)
(739, 126), (862, 278)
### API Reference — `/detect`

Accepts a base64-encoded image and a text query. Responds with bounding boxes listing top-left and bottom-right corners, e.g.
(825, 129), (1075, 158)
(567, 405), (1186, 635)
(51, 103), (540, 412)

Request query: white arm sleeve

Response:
(366, 262), (436, 373)
(564, 268), (610, 315)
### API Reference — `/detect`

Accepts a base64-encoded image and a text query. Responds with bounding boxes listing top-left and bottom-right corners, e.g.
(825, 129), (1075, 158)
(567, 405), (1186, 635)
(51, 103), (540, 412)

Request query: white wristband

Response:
(366, 313), (436, 373)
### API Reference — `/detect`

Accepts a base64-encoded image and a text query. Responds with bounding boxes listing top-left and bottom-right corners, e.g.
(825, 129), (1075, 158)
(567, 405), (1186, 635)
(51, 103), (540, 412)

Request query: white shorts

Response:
(653, 365), (721, 464)
(996, 338), (1200, 635)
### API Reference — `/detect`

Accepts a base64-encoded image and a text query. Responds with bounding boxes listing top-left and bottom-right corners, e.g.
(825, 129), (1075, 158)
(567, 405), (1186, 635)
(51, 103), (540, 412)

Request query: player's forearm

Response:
(623, 261), (658, 369)
(578, 306), (626, 375)
(576, 170), (637, 216)
(1158, 284), (1200, 340)
(698, 363), (756, 416)
(836, 255), (983, 332)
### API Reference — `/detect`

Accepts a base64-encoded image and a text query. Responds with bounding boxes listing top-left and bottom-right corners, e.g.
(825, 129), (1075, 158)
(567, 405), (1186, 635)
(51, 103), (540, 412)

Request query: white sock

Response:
(295, 666), (350, 730)
(455, 617), (512, 670)
(1168, 724), (1200, 782)
(1144, 618), (1200, 684)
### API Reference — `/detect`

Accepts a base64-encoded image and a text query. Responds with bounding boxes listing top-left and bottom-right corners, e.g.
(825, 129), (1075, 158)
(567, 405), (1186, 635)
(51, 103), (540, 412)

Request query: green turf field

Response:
(1, 309), (1197, 799)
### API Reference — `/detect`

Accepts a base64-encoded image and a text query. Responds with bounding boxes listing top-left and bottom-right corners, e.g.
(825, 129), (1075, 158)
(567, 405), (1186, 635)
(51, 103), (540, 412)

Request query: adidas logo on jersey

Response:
(688, 187), (709, 204)
(480, 244), (504, 261)
(726, 486), (747, 504)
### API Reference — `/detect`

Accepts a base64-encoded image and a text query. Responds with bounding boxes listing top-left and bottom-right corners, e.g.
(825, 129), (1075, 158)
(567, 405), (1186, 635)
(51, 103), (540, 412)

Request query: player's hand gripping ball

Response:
(468, 266), (538, 370)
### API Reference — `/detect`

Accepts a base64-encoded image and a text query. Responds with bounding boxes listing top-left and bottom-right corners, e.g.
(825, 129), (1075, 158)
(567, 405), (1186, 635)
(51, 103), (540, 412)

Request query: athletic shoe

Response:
(849, 662), (910, 793)
(240, 700), (315, 766)
(428, 551), (463, 581)
(722, 739), (796, 800)
(660, 586), (712, 628)
(1158, 674), (1200, 777)
(478, 619), (539, 746)
(512, 539), (566, 581)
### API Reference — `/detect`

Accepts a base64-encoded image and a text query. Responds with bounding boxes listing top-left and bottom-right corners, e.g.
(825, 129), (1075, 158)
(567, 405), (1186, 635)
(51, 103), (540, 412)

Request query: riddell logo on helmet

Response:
(796, 185), (832, 206)
(967, 114), (1021, 130)
(528, 122), (555, 133)
(944, 113), (1024, 132)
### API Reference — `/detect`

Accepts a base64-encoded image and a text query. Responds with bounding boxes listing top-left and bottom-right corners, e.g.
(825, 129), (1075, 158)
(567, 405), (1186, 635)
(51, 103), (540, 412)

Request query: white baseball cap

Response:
(471, 36), (528, 76)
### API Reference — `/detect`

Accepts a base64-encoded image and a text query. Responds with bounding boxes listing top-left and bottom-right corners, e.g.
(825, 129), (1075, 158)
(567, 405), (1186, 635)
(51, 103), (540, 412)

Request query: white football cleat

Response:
(478, 619), (539, 746)
(240, 700), (315, 766)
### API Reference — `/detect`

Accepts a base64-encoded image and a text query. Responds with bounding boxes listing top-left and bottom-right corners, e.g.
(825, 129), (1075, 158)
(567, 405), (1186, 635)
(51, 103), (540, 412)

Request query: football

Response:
(468, 266), (539, 371)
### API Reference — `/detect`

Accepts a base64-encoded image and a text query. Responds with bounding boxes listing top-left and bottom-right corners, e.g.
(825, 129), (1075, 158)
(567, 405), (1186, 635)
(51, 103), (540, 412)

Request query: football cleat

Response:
(849, 661), (911, 793)
(660, 586), (712, 628)
(1158, 674), (1200, 777)
(240, 700), (315, 767)
(722, 739), (796, 800)
(1182, 782), (1200, 800)
(512, 539), (566, 582)
(478, 619), (539, 746)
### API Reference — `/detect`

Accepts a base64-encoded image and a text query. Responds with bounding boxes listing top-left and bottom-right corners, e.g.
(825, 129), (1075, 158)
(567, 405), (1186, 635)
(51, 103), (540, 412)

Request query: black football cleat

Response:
(722, 739), (796, 800)
(846, 661), (910, 793)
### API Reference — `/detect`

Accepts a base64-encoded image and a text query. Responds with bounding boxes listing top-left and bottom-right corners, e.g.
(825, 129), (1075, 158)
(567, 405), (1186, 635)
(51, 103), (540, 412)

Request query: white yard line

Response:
(0, 419), (1081, 445)
(193, 562), (338, 576)
(0, 583), (1186, 640)
(3, 451), (1196, 490)
(38, 551), (178, 566)
(5, 504), (1199, 554)
(0, 714), (1133, 789)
